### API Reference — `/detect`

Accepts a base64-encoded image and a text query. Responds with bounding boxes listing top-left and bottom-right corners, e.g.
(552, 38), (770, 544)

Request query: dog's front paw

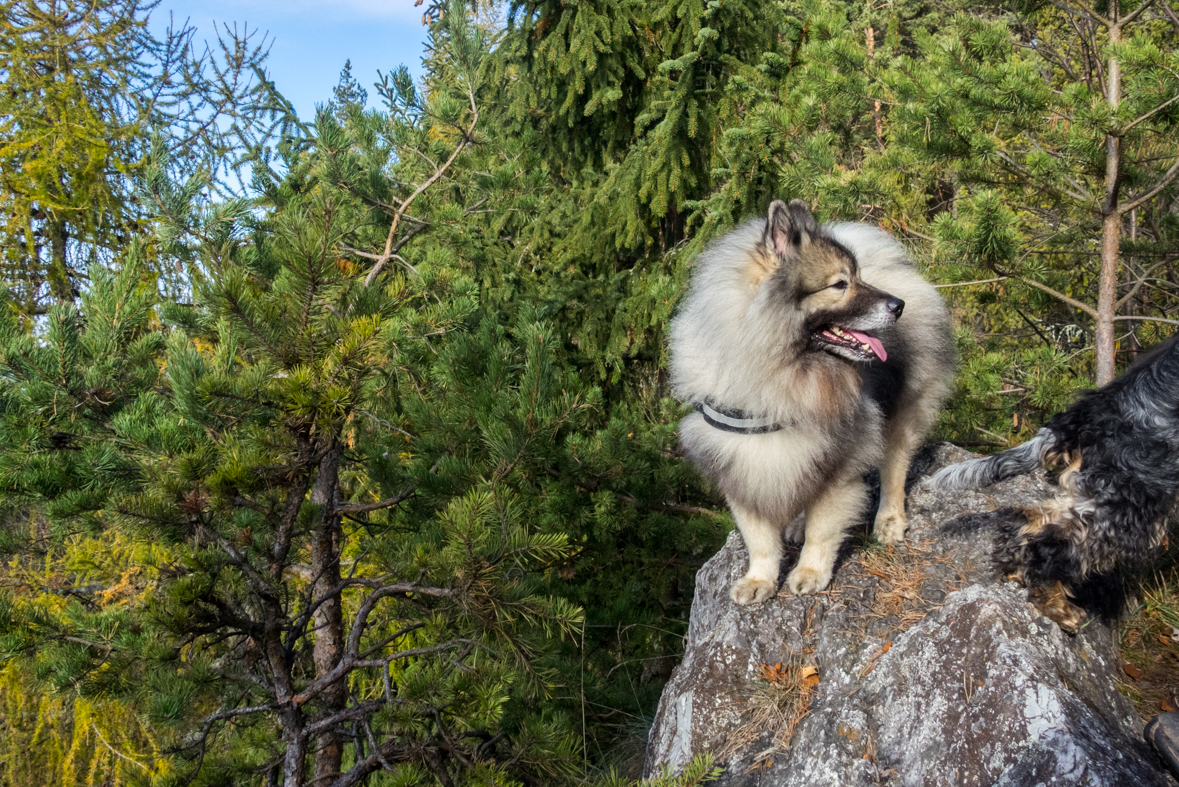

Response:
(731, 576), (777, 605)
(1030, 582), (1086, 635)
(873, 510), (907, 545)
(1041, 600), (1086, 635)
(786, 565), (832, 595)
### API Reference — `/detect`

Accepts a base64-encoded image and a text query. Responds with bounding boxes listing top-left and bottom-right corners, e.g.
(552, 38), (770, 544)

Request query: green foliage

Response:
(3, 0), (1178, 783)
(0, 149), (589, 784)
(879, 3), (1179, 435)
(328, 59), (369, 121)
(0, 3), (726, 781)
(0, 0), (279, 314)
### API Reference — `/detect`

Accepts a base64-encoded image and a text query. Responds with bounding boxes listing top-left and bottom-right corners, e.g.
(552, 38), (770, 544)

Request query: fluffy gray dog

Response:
(669, 200), (954, 604)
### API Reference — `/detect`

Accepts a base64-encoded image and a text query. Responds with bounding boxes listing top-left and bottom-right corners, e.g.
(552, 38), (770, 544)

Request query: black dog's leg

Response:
(995, 504), (1089, 633)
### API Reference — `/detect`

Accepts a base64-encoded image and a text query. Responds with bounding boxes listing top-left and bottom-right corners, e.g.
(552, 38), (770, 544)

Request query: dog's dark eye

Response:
(830, 280), (848, 291)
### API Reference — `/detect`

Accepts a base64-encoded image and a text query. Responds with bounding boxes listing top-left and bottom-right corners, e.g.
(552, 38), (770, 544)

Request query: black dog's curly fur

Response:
(930, 336), (1179, 631)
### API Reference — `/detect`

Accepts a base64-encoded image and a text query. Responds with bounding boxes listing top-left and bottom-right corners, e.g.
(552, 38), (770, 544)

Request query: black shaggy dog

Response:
(930, 336), (1179, 633)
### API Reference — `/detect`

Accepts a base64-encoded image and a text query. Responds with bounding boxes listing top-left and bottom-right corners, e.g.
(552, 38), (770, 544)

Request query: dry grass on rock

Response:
(845, 538), (966, 635)
(718, 657), (821, 773)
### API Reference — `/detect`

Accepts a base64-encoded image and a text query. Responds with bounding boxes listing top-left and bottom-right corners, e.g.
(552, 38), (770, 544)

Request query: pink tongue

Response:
(846, 329), (887, 362)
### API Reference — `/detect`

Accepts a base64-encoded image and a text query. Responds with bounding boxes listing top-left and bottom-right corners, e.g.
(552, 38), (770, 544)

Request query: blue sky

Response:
(154, 1), (430, 120)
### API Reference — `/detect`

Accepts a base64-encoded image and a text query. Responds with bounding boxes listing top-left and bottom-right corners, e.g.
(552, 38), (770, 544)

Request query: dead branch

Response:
(333, 486), (416, 515)
(364, 84), (479, 287)
(1119, 155), (1179, 215)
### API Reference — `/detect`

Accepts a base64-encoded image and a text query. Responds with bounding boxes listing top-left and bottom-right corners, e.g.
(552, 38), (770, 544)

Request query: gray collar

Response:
(695, 402), (783, 434)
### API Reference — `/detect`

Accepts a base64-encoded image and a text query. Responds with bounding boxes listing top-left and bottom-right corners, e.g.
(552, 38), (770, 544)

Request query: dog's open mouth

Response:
(814, 325), (887, 362)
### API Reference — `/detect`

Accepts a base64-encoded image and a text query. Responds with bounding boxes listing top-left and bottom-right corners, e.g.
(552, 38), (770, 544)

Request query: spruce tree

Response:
(328, 59), (368, 122)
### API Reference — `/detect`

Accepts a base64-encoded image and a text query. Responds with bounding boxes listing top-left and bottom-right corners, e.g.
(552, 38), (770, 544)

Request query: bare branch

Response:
(334, 486), (416, 516)
(1046, 0), (1111, 29)
(62, 635), (113, 653)
(996, 150), (1090, 203)
(1121, 90), (1179, 135)
(360, 718), (396, 774)
(199, 524), (276, 600)
(1118, 0), (1156, 29)
(1119, 155), (1179, 214)
(355, 409), (418, 441)
(292, 639), (473, 706)
(179, 702), (278, 756)
(1112, 315), (1179, 326)
(1026, 138), (1093, 200)
(463, 196), (490, 214)
(331, 737), (410, 787)
(360, 622), (426, 659)
(934, 276), (1010, 288)
(611, 491), (722, 518)
(272, 465), (313, 581)
(92, 724), (153, 773)
(1017, 276), (1099, 318)
(1116, 258), (1174, 309)
(300, 701), (387, 740)
(289, 576), (446, 654)
(364, 85), (479, 287)
(1163, 1), (1179, 31)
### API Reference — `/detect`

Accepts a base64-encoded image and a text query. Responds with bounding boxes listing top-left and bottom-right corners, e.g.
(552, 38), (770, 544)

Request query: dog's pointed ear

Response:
(763, 199), (818, 260)
(787, 199), (818, 236)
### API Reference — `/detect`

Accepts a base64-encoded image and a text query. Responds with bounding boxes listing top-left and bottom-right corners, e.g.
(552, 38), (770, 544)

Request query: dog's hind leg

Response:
(874, 415), (923, 544)
(788, 475), (868, 595)
(730, 503), (785, 605)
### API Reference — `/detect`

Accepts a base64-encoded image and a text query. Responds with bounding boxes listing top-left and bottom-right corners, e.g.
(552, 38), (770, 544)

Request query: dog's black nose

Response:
(886, 297), (904, 318)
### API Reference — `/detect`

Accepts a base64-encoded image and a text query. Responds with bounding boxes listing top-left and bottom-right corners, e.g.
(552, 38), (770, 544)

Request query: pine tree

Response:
(884, 2), (1179, 385)
(0, 5), (601, 784)
(0, 149), (588, 787)
(310, 1), (732, 761)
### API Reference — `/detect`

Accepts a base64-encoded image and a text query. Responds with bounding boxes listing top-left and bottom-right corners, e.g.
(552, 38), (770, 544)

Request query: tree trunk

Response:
(1095, 14), (1122, 386)
(281, 714), (308, 787)
(1096, 211), (1120, 384)
(865, 7), (883, 150)
(265, 627), (305, 787)
(45, 217), (74, 304)
(310, 444), (346, 784)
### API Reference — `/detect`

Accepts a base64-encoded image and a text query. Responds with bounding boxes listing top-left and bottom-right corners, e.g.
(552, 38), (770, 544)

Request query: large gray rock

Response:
(644, 443), (1174, 786)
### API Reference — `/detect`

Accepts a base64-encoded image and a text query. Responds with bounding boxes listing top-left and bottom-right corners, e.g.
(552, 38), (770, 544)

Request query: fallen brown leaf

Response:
(760, 662), (787, 683)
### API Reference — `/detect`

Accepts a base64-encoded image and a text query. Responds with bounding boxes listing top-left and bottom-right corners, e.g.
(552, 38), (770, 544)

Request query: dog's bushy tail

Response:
(928, 428), (1058, 490)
